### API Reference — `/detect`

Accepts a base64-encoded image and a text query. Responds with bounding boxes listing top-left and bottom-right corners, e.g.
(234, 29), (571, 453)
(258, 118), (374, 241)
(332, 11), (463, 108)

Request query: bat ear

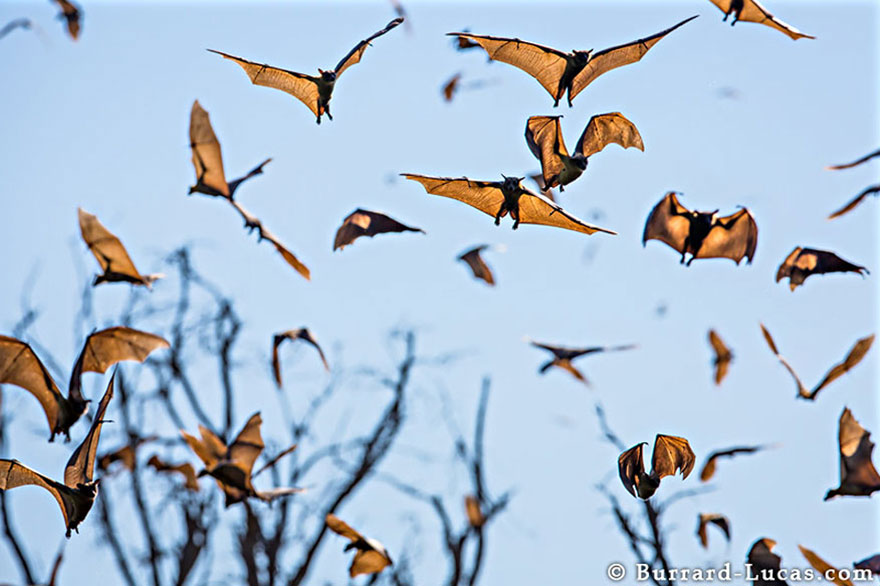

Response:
(500, 174), (509, 181)
(318, 68), (326, 75)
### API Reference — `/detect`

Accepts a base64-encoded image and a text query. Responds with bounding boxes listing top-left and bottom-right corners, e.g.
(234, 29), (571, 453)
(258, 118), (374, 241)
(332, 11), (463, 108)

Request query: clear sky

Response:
(0, 1), (878, 584)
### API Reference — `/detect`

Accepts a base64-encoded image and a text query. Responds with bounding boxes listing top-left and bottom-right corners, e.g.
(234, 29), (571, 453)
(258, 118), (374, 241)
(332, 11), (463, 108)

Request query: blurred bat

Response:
(465, 495), (485, 528)
(776, 247), (868, 290)
(0, 18), (33, 40)
(458, 245), (495, 286)
(825, 407), (880, 500)
(447, 16), (696, 107)
(826, 148), (880, 171)
(642, 192), (758, 265)
(528, 339), (636, 386)
(402, 174), (615, 235)
(147, 455), (200, 491)
(51, 0), (81, 40)
(696, 513), (730, 548)
(325, 514), (393, 577)
(97, 435), (157, 472)
(700, 445), (770, 481)
(760, 324), (873, 400)
(525, 113), (643, 191)
(333, 209), (424, 251)
(452, 29), (481, 51)
(799, 546), (854, 586)
(708, 329), (733, 385)
(441, 72), (496, 102)
(209, 18), (404, 124)
(618, 434), (695, 499)
(0, 374), (113, 537)
(855, 554), (880, 576)
(271, 328), (329, 389)
(747, 538), (787, 586)
(828, 186), (880, 220)
(78, 208), (164, 288)
(389, 0), (410, 33)
(708, 0), (814, 40)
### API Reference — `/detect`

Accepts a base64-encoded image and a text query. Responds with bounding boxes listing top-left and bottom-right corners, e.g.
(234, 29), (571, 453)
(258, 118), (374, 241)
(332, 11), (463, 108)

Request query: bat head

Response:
(572, 49), (593, 64)
(571, 154), (589, 170)
(500, 175), (524, 190)
(319, 69), (337, 82)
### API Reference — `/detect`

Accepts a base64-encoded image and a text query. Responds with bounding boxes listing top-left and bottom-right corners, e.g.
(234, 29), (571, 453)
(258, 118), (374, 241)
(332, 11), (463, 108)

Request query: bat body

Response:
(747, 538), (788, 586)
(642, 192), (758, 265)
(51, 0), (81, 40)
(618, 434), (695, 499)
(458, 245), (495, 286)
(825, 408), (880, 500)
(333, 209), (424, 251)
(708, 0), (815, 40)
(209, 18), (403, 124)
(465, 495), (485, 528)
(326, 514), (393, 577)
(699, 445), (768, 481)
(708, 329), (733, 385)
(448, 16), (696, 107)
(528, 339), (635, 386)
(525, 113), (643, 191)
(696, 513), (731, 548)
(271, 328), (329, 389)
(776, 247), (868, 291)
(79, 209), (164, 287)
(402, 174), (615, 235)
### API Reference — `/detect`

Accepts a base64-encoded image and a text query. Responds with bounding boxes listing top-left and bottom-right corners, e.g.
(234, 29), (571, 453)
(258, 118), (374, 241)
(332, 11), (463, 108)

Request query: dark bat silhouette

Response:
(447, 16), (697, 107)
(708, 0), (815, 40)
(458, 245), (495, 286)
(747, 538), (788, 586)
(642, 192), (758, 265)
(828, 186), (880, 220)
(333, 209), (424, 251)
(827, 148), (880, 171)
(209, 18), (403, 124)
(326, 514), (393, 577)
(0, 374), (113, 537)
(696, 513), (731, 548)
(855, 554), (880, 576)
(618, 434), (695, 499)
(271, 328), (329, 389)
(0, 327), (168, 441)
(147, 455), (200, 491)
(525, 113), (643, 191)
(452, 29), (482, 51)
(528, 339), (636, 386)
(97, 435), (157, 473)
(825, 407), (880, 500)
(79, 208), (164, 288)
(51, 0), (81, 40)
(799, 546), (854, 586)
(465, 495), (485, 528)
(0, 18), (33, 40)
(402, 174), (615, 235)
(760, 324), (873, 400)
(700, 445), (769, 482)
(776, 247), (868, 290)
(708, 329), (733, 385)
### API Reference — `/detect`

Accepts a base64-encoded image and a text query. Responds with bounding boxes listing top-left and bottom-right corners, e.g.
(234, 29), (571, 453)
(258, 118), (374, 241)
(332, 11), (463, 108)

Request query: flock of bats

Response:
(1, 0), (879, 583)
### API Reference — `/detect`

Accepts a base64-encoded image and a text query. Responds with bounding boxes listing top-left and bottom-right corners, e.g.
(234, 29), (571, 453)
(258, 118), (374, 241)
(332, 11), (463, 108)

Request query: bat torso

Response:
(557, 154), (588, 187)
(314, 72), (337, 121)
(558, 52), (591, 105)
(686, 212), (717, 254)
(497, 177), (529, 228)
(59, 481), (97, 536)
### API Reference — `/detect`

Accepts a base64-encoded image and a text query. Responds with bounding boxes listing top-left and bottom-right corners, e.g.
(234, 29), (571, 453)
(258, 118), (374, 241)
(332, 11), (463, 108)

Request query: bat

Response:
(78, 208), (164, 288)
(776, 247), (868, 290)
(708, 329), (733, 385)
(0, 18), (33, 40)
(271, 328), (329, 389)
(325, 514), (393, 577)
(525, 113), (643, 191)
(708, 0), (815, 40)
(799, 546), (854, 586)
(528, 339), (636, 386)
(642, 192), (758, 265)
(97, 435), (157, 473)
(208, 18), (404, 124)
(747, 538), (787, 586)
(452, 29), (482, 51)
(447, 16), (697, 107)
(0, 374), (113, 537)
(855, 554), (880, 576)
(147, 455), (200, 491)
(760, 324), (874, 401)
(826, 148), (880, 171)
(696, 513), (730, 548)
(441, 73), (495, 103)
(699, 445), (769, 482)
(828, 185), (880, 220)
(333, 209), (424, 251)
(402, 174), (615, 235)
(824, 407), (880, 500)
(51, 0), (81, 40)
(618, 434), (695, 499)
(0, 326), (168, 441)
(458, 245), (495, 286)
(465, 495), (485, 528)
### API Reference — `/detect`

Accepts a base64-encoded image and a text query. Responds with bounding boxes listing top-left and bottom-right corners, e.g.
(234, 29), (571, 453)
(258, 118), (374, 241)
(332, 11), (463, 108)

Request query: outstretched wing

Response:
(227, 158), (273, 198)
(777, 247), (868, 288)
(334, 17), (404, 77)
(272, 328), (329, 388)
(731, 0), (815, 40)
(0, 459), (71, 529)
(350, 549), (392, 577)
(0, 335), (66, 433)
(64, 373), (114, 488)
(826, 148), (880, 171)
(809, 335), (874, 399)
(333, 209), (423, 251)
(525, 116), (568, 187)
(828, 185), (880, 220)
(799, 546), (854, 586)
(226, 199), (311, 280)
(575, 112), (644, 158)
(708, 329), (732, 385)
(326, 513), (363, 542)
(458, 246), (495, 286)
(147, 456), (200, 491)
(699, 445), (765, 482)
(695, 208), (758, 263)
(227, 413), (264, 480)
(78, 208), (143, 280)
(642, 192), (691, 253)
(760, 323), (808, 398)
(617, 443), (646, 498)
(651, 434), (695, 481)
(182, 426), (225, 469)
(189, 100), (230, 197)
(402, 174), (504, 216)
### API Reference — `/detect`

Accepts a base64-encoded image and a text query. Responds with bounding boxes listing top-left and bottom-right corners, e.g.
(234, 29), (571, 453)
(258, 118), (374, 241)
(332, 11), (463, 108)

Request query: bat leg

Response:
(559, 183), (565, 193)
(680, 252), (687, 265)
(511, 208), (520, 230)
(553, 97), (560, 108)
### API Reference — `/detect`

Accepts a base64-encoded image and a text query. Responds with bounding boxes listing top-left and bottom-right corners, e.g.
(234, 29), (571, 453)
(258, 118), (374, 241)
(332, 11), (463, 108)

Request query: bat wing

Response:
(708, 330), (732, 385)
(442, 73), (461, 102)
(272, 328), (329, 389)
(778, 247), (868, 289)
(651, 434), (695, 481)
(403, 174), (505, 217)
(0, 459), (71, 529)
(147, 456), (200, 491)
(736, 0), (815, 40)
(525, 116), (568, 187)
(642, 192), (691, 252)
(326, 513), (363, 542)
(333, 209), (423, 250)
(53, 0), (80, 40)
(760, 324), (808, 397)
(189, 100), (230, 197)
(227, 413), (264, 481)
(64, 373), (114, 488)
(799, 546), (854, 586)
(695, 208), (758, 263)
(78, 209), (144, 280)
(350, 549), (392, 577)
(226, 200), (311, 280)
(575, 112), (644, 158)
(458, 246), (495, 286)
(518, 190), (615, 234)
(809, 335), (874, 399)
(700, 446), (764, 481)
(549, 359), (588, 385)
(826, 148), (880, 170)
(837, 408), (880, 491)
(181, 426), (225, 468)
(617, 443), (646, 497)
(699, 454), (718, 482)
(254, 486), (306, 502)
(828, 185), (880, 220)
(569, 16), (698, 101)
(0, 335), (66, 434)
(227, 158), (272, 198)
(697, 513), (730, 548)
(854, 554), (880, 575)
(747, 538), (783, 576)
(334, 17), (404, 77)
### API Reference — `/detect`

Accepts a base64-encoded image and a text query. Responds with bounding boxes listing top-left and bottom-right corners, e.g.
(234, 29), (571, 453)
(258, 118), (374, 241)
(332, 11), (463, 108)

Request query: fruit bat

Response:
(828, 186), (880, 220)
(97, 435), (157, 473)
(458, 245), (495, 286)
(78, 208), (164, 288)
(708, 0), (815, 40)
(525, 113), (643, 191)
(824, 407), (880, 500)
(452, 30), (482, 51)
(855, 554), (880, 576)
(333, 209), (424, 251)
(325, 514), (393, 577)
(699, 445), (769, 482)
(826, 148), (880, 171)
(696, 513), (731, 548)
(441, 73), (495, 103)
(760, 324), (874, 401)
(0, 326), (168, 441)
(182, 413), (303, 506)
(0, 18), (33, 40)
(402, 174), (615, 235)
(528, 339), (636, 386)
(271, 328), (329, 389)
(799, 546), (854, 586)
(708, 329), (733, 386)
(747, 538), (788, 586)
(51, 0), (81, 40)
(146, 455), (200, 491)
(447, 16), (697, 107)
(0, 374), (113, 537)
(208, 18), (403, 124)
(465, 495), (485, 528)
(776, 247), (868, 290)
(618, 434), (695, 499)
(642, 192), (758, 265)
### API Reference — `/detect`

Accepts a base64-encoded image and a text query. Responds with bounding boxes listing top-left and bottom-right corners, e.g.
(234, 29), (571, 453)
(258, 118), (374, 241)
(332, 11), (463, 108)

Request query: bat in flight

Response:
(333, 209), (424, 251)
(448, 16), (697, 107)
(51, 0), (81, 40)
(824, 407), (880, 500)
(760, 324), (873, 401)
(827, 148), (880, 171)
(458, 245), (496, 286)
(855, 554), (880, 576)
(0, 326), (169, 441)
(326, 514), (394, 577)
(271, 328), (329, 389)
(699, 444), (771, 482)
(78, 208), (164, 288)
(618, 434), (695, 499)
(441, 73), (495, 103)
(527, 339), (636, 386)
(708, 0), (815, 40)
(0, 18), (34, 40)
(776, 247), (868, 290)
(707, 329), (733, 386)
(147, 455), (200, 491)
(799, 546), (854, 586)
(402, 174), (615, 235)
(747, 538), (787, 585)
(525, 113), (643, 192)
(182, 413), (303, 507)
(826, 148), (880, 219)
(97, 435), (157, 473)
(465, 495), (485, 528)
(209, 18), (403, 124)
(0, 374), (113, 537)
(696, 513), (731, 549)
(642, 192), (758, 266)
